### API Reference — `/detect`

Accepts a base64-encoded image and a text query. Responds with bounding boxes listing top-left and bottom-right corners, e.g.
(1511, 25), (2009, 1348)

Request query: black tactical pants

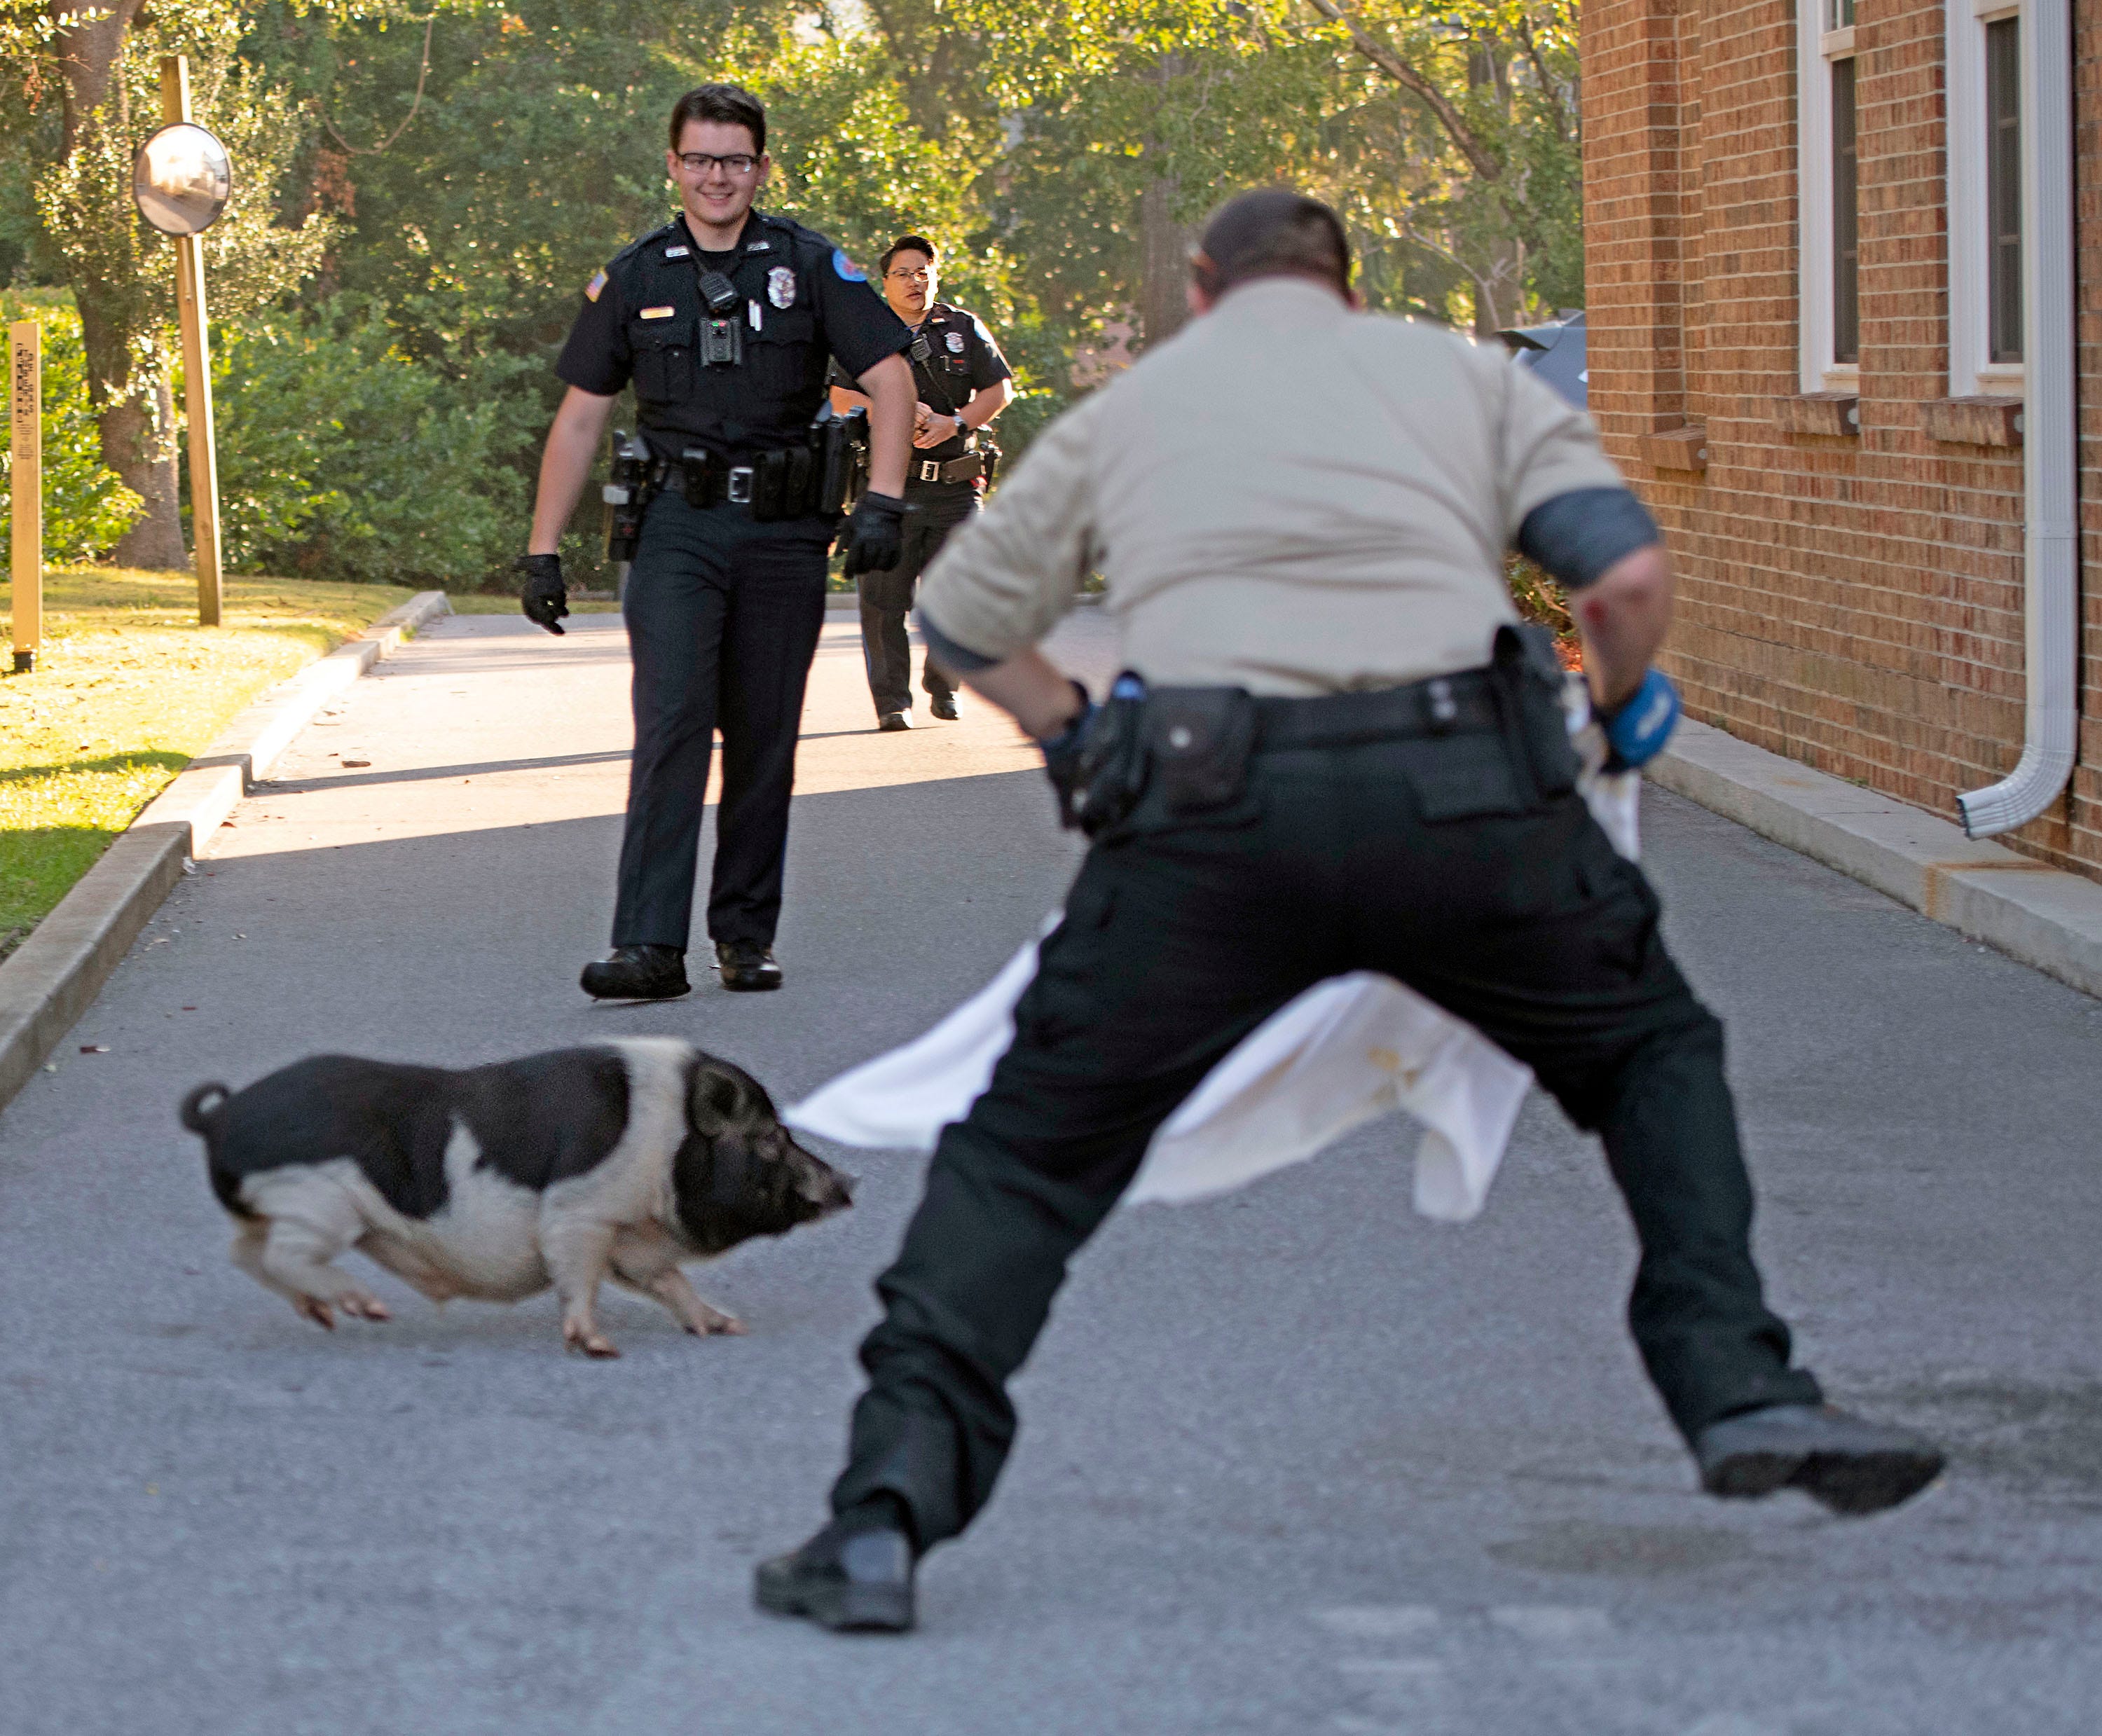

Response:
(831, 727), (1823, 1548)
(612, 490), (832, 951)
(856, 483), (977, 717)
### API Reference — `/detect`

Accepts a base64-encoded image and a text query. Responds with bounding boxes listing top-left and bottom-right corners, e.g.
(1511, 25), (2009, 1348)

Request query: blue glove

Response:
(1599, 668), (1681, 771)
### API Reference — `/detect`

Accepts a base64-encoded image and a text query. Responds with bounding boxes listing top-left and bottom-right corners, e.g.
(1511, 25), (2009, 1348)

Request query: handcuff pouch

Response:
(1145, 687), (1257, 815)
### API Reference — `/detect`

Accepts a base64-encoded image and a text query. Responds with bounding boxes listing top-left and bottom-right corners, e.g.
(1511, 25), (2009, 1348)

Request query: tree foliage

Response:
(2, 0), (1583, 582)
(0, 291), (146, 563)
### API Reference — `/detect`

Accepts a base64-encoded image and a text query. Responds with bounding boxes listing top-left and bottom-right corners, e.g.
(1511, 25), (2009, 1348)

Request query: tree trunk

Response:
(57, 0), (187, 570)
(74, 280), (186, 572)
(1139, 178), (1191, 350)
(1471, 233), (1525, 338)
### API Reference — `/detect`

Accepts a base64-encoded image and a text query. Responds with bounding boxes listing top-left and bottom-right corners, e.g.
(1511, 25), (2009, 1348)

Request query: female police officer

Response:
(755, 188), (1943, 1633)
(516, 83), (916, 998)
(832, 234), (1017, 729)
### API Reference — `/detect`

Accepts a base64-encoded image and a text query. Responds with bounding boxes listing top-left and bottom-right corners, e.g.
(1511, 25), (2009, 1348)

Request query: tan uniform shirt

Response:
(917, 277), (1626, 696)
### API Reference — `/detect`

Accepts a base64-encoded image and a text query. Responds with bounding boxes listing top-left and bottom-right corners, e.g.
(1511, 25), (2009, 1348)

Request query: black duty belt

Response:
(679, 448), (764, 508)
(913, 451), (987, 485)
(1253, 669), (1504, 750)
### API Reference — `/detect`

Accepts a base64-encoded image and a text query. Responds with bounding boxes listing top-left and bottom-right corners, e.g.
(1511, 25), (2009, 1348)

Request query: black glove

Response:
(515, 553), (569, 636)
(1039, 680), (1098, 826)
(841, 491), (909, 578)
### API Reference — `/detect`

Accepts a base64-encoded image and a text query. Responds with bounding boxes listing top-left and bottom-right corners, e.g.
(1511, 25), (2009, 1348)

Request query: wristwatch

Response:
(952, 413), (969, 440)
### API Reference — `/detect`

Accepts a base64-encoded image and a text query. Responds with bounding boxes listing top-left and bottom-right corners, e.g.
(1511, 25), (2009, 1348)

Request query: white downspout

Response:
(1958, 0), (2078, 837)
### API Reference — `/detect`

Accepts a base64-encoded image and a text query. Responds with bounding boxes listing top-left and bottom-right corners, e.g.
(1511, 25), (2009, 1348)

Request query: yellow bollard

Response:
(8, 319), (39, 675)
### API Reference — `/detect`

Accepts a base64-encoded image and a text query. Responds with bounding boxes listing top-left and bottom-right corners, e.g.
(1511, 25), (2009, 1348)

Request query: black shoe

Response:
(715, 940), (783, 992)
(755, 1507), (916, 1633)
(579, 944), (689, 1000)
(1694, 1403), (1944, 1515)
(877, 710), (912, 732)
(928, 692), (959, 721)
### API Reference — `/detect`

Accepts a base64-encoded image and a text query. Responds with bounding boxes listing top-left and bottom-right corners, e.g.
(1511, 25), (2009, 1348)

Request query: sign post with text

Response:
(8, 320), (40, 675)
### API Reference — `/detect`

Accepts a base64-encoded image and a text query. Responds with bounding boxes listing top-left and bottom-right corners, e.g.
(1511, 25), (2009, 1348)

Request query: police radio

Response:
(697, 269), (743, 367)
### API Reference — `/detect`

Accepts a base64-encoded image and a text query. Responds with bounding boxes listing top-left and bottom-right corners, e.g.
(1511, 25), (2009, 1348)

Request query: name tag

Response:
(663, 244), (690, 259)
(638, 305), (675, 320)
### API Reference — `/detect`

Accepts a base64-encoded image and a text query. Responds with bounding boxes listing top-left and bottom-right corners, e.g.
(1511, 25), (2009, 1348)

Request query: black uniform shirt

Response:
(557, 208), (911, 453)
(905, 303), (1012, 462)
(830, 301), (1012, 464)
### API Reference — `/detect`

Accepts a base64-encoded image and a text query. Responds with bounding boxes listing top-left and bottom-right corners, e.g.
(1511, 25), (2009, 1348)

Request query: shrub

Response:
(209, 297), (534, 587)
(0, 290), (145, 563)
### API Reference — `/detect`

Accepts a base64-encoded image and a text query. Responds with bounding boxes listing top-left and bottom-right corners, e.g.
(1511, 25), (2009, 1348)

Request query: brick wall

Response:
(1584, 0), (2099, 875)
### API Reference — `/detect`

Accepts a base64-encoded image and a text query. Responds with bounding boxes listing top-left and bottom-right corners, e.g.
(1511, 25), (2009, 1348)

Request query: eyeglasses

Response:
(675, 152), (760, 176)
(886, 267), (933, 282)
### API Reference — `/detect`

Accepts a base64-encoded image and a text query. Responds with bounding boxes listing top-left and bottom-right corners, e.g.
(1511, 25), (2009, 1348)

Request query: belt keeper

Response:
(1427, 677), (1459, 733)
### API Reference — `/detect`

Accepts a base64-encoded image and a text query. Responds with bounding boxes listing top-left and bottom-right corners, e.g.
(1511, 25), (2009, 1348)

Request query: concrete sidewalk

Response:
(2, 609), (2098, 1735)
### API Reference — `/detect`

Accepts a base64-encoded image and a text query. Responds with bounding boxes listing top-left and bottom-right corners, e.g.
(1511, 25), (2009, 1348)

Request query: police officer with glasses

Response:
(755, 188), (1944, 1634)
(832, 235), (1014, 729)
(517, 83), (916, 999)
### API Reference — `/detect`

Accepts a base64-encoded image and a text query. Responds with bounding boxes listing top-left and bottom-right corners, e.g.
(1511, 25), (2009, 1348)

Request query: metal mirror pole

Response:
(160, 55), (222, 628)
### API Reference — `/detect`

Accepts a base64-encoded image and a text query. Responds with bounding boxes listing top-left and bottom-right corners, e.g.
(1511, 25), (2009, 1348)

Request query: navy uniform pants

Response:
(612, 490), (832, 951)
(830, 721), (1823, 1548)
(856, 483), (977, 718)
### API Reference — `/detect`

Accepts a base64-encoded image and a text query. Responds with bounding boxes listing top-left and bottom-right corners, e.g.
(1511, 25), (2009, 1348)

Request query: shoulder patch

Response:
(584, 270), (607, 303)
(831, 249), (869, 283)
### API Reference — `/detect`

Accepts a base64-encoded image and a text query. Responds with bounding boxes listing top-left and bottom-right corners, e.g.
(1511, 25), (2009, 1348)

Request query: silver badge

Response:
(947, 331), (966, 353)
(767, 266), (797, 309)
(664, 244), (690, 259)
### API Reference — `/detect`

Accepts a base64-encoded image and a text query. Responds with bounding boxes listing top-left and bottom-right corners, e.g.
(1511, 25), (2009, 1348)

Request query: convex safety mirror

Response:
(132, 123), (232, 236)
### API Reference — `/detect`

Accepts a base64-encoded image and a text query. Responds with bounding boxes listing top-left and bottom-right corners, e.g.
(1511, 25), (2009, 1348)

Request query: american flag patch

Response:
(584, 270), (607, 303)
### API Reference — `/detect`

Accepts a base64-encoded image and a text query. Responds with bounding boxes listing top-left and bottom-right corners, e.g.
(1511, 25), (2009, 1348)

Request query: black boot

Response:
(579, 944), (689, 1001)
(755, 1496), (916, 1633)
(715, 939), (783, 992)
(1694, 1403), (1944, 1515)
(928, 691), (959, 721)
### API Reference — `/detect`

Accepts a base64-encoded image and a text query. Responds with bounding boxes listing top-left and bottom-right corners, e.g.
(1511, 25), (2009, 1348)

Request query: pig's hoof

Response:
(296, 1297), (336, 1330)
(564, 1322), (619, 1358)
(686, 1309), (746, 1337)
(340, 1292), (391, 1322)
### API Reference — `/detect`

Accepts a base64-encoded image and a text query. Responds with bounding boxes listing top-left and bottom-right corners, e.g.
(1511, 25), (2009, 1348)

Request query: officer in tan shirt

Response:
(757, 190), (1943, 1634)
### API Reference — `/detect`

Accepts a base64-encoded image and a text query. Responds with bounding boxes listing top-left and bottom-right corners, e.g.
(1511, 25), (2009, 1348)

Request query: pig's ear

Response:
(689, 1060), (767, 1132)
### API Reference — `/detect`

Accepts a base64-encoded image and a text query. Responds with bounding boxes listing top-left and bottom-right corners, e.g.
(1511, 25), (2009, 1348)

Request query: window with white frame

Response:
(1949, 0), (2026, 394)
(1797, 0), (1861, 392)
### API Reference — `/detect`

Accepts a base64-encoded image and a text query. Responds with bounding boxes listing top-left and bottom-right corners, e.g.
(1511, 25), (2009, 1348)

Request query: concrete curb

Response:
(0, 590), (451, 1111)
(1652, 717), (2102, 1000)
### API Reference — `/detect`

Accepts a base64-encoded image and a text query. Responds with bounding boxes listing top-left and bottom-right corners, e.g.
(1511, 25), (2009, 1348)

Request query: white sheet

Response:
(785, 698), (1640, 1222)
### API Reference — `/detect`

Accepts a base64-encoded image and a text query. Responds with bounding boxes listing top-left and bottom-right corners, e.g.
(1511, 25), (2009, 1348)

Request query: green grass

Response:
(0, 568), (413, 948)
(446, 591), (622, 615)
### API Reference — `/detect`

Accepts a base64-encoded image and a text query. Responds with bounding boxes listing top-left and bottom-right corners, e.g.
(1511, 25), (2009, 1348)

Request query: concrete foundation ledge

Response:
(1651, 717), (2102, 1000)
(0, 588), (451, 1114)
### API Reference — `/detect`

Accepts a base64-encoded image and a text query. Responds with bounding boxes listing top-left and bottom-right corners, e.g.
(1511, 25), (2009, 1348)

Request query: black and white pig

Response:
(181, 1038), (851, 1356)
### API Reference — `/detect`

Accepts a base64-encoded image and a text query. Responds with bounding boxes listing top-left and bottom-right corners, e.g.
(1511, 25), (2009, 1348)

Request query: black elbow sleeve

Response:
(916, 612), (999, 673)
(1516, 488), (1661, 589)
